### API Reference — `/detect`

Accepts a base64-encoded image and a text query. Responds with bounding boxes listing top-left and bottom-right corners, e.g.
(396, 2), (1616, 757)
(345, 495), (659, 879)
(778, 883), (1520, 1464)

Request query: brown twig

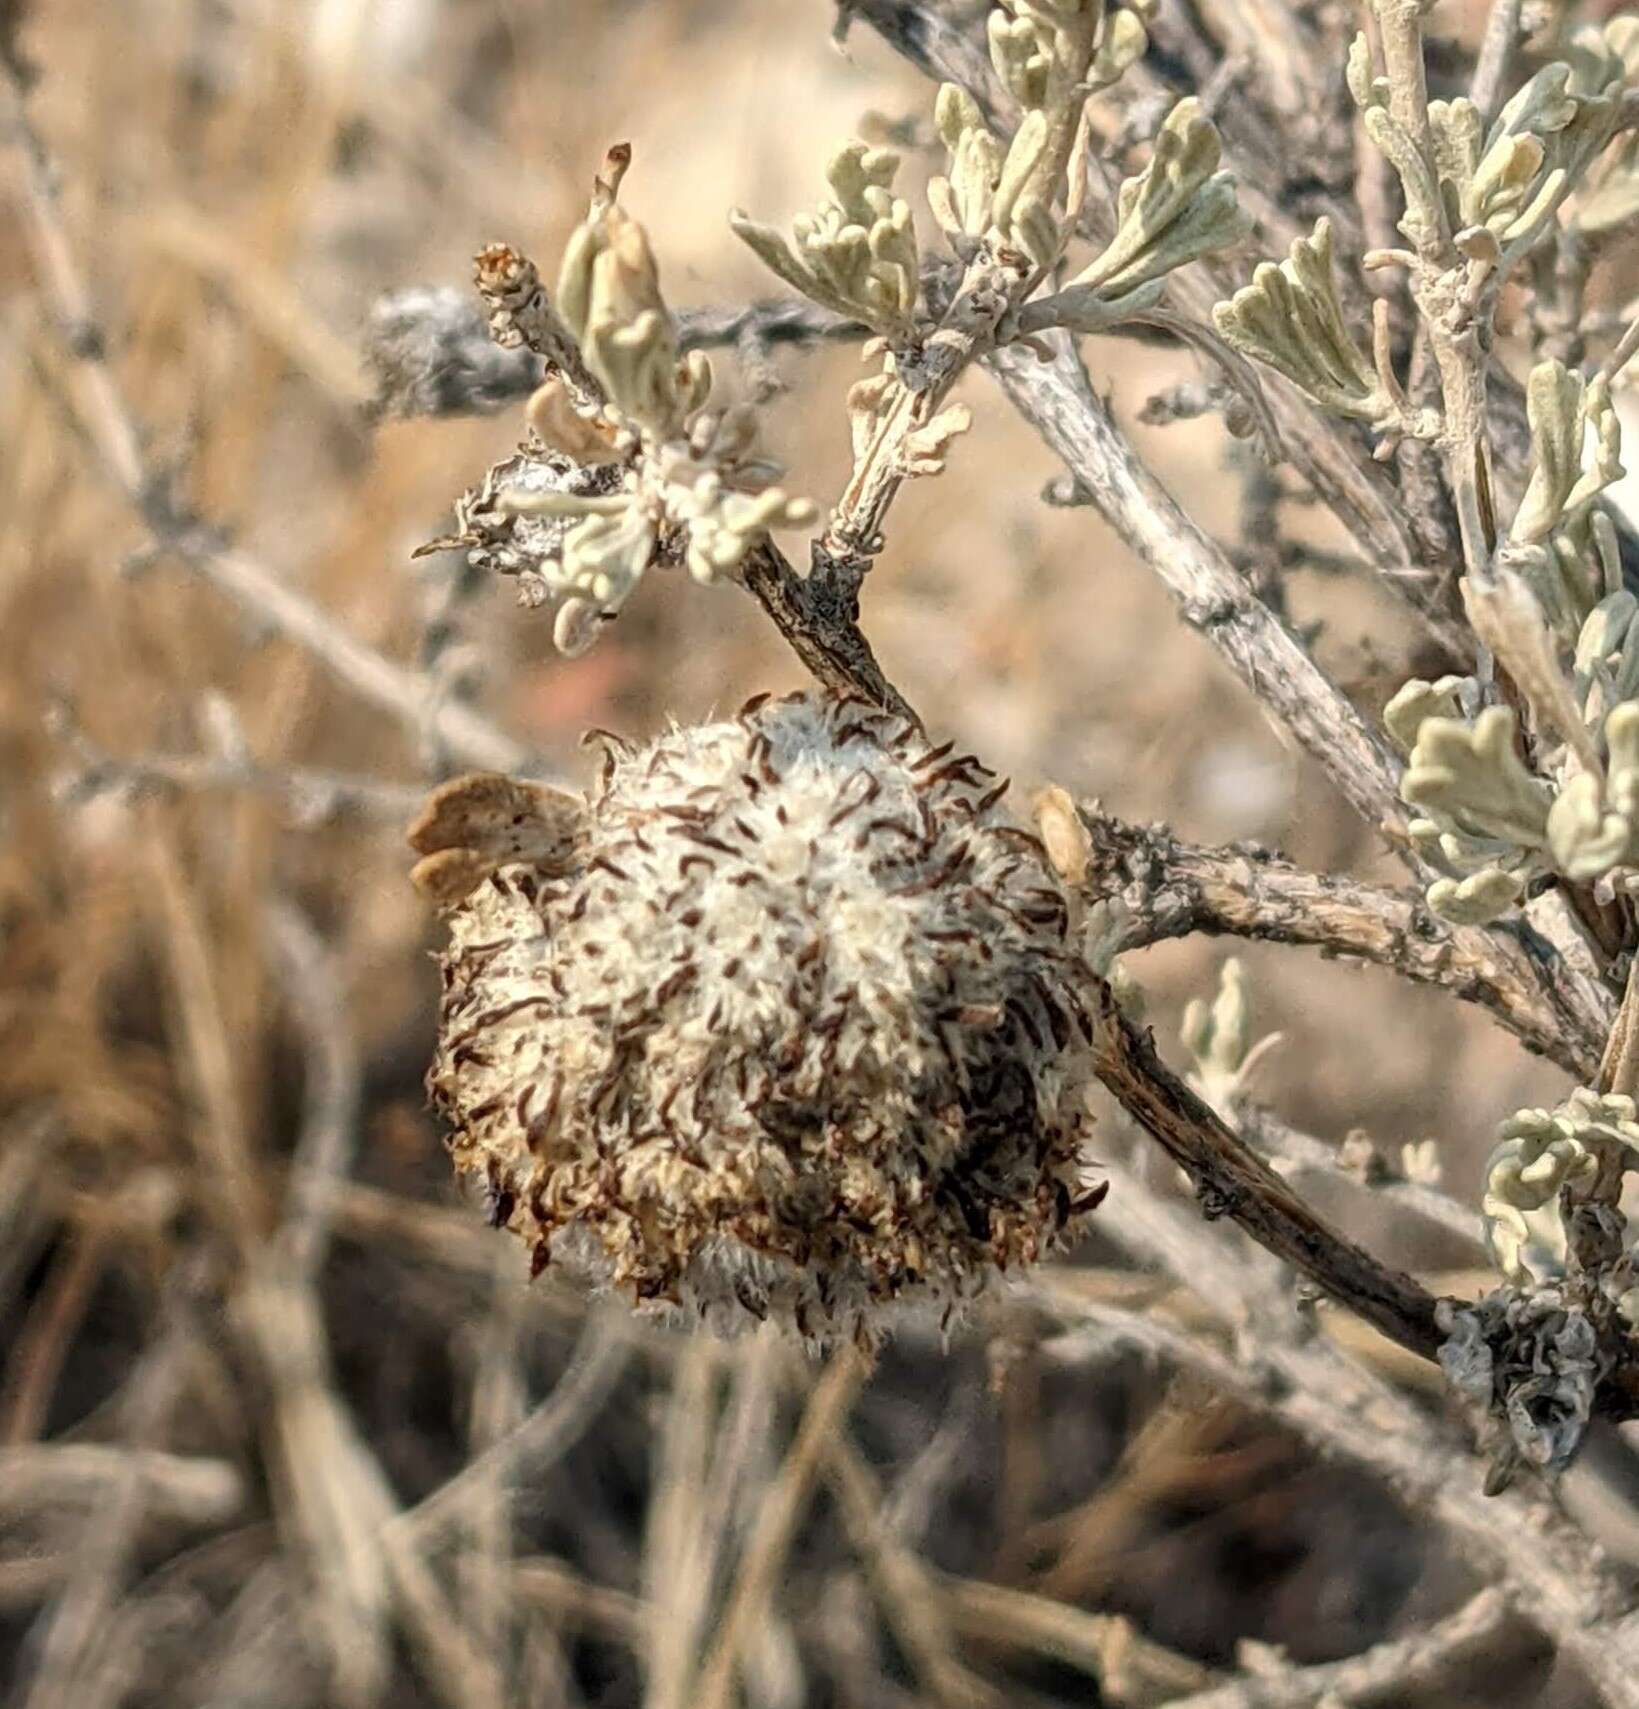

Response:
(147, 833), (509, 1709)
(1086, 978), (1446, 1361)
(641, 1336), (722, 1709)
(692, 1351), (867, 1709)
(0, 1443), (243, 1527)
(15, 1321), (195, 1709)
(739, 537), (920, 723)
(1079, 805), (1606, 1078)
(0, 1223), (111, 1446)
(1029, 1172), (1639, 1708)
(393, 1319), (631, 1553)
(822, 1427), (1000, 1709)
(264, 900), (363, 1279)
(939, 1573), (1220, 1701)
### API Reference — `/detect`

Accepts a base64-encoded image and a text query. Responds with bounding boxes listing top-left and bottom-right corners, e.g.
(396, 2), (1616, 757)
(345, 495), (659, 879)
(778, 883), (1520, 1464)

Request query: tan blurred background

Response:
(4, 0), (1563, 1151)
(0, 1), (1595, 1704)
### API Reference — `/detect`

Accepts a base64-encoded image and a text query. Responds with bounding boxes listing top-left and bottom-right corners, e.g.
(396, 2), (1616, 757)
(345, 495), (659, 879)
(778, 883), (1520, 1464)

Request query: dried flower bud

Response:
(1439, 1287), (1601, 1483)
(435, 202), (814, 654)
(417, 694), (1104, 1344)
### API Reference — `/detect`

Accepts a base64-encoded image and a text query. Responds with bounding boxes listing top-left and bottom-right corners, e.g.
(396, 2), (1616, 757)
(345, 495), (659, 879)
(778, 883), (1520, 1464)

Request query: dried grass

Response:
(0, 1), (1611, 1705)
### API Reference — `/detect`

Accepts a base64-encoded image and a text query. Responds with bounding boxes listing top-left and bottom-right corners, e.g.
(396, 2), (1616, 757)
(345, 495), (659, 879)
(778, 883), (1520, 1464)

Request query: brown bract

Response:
(407, 772), (586, 906)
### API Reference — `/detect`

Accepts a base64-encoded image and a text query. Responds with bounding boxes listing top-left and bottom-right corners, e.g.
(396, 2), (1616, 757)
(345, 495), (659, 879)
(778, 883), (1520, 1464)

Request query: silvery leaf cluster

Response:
(730, 143), (920, 337)
(483, 205), (813, 653)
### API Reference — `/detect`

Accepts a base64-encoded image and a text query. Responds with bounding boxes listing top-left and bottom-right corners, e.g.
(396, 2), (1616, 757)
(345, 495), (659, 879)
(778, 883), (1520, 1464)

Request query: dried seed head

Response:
(416, 693), (1102, 1345)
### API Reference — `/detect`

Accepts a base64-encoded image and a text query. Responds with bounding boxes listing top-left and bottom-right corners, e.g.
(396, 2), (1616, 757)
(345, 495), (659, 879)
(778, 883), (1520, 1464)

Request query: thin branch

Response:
(52, 733), (429, 826)
(511, 1557), (647, 1645)
(1029, 1170), (1639, 1709)
(0, 1220), (113, 1447)
(367, 288), (858, 420)
(1080, 804), (1605, 1078)
(1597, 310), (1639, 390)
(264, 900), (364, 1279)
(938, 1573), (1221, 1701)
(642, 1337), (721, 1709)
(392, 1321), (631, 1553)
(1470, 0), (1526, 126)
(146, 833), (507, 1709)
(1150, 1589), (1512, 1709)
(15, 1327), (193, 1709)
(0, 1443), (243, 1528)
(810, 245), (1025, 595)
(1366, 0), (1495, 582)
(1235, 1104), (1484, 1249)
(739, 537), (919, 723)
(692, 1352), (866, 1709)
(1, 61), (531, 777)
(457, 1254), (528, 1680)
(1085, 974), (1447, 1360)
(987, 333), (1409, 842)
(821, 1426), (1000, 1709)
(146, 523), (533, 775)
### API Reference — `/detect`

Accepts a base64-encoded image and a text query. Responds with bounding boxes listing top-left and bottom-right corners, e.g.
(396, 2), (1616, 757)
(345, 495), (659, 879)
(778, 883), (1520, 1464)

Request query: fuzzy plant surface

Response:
(27, 0), (1639, 1699)
(413, 693), (1105, 1344)
(391, 0), (1639, 1532)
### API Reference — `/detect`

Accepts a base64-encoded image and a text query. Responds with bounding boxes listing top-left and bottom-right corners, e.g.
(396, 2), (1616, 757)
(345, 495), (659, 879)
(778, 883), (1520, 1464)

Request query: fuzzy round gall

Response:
(413, 693), (1104, 1342)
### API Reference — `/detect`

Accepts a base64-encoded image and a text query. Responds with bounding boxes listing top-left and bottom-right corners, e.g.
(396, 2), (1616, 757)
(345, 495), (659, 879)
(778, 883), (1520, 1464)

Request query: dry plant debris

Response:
(11, 0), (1639, 1705)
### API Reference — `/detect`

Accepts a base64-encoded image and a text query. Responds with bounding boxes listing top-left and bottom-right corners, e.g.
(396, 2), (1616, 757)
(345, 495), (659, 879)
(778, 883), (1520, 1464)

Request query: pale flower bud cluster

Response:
(1390, 692), (1549, 924)
(731, 0), (1241, 384)
(509, 205), (813, 649)
(1373, 349), (1639, 923)
(1390, 645), (1639, 922)
(1420, 25), (1630, 273)
(1019, 98), (1248, 335)
(730, 143), (920, 338)
(1212, 218), (1409, 432)
(1482, 1089), (1639, 1289)
(1567, 19), (1639, 238)
(938, 0), (1149, 269)
(1179, 957), (1280, 1111)
(436, 204), (814, 658)
(1510, 360), (1624, 566)
(413, 694), (1106, 1345)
